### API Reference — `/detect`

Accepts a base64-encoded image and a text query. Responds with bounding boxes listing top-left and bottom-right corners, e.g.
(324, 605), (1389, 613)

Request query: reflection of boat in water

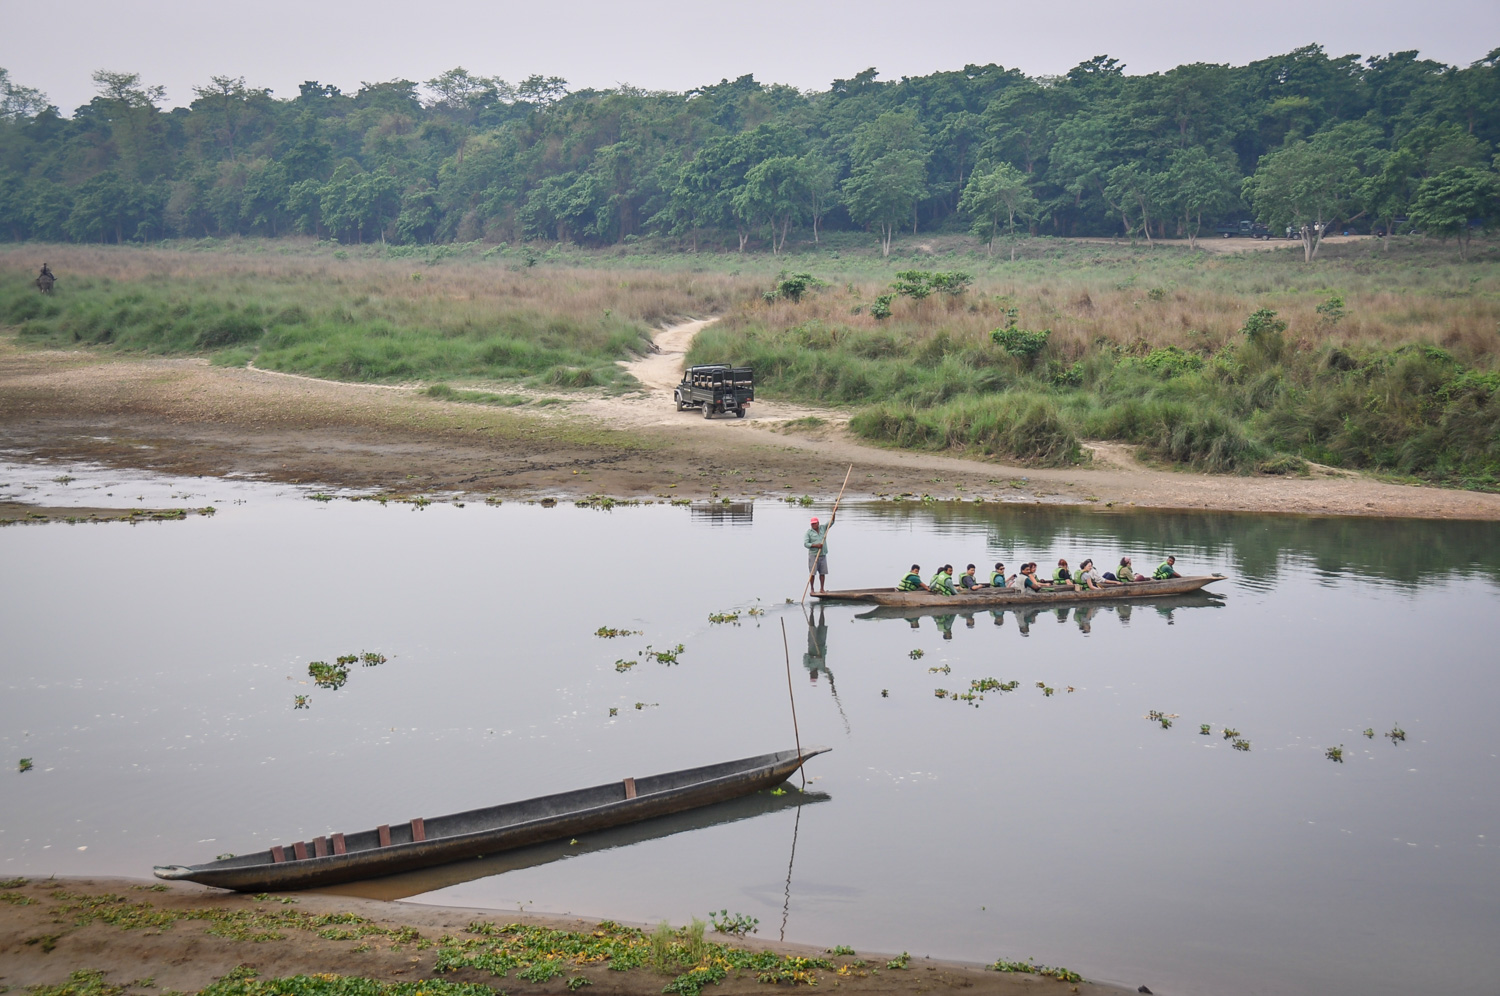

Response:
(817, 575), (1226, 607)
(854, 590), (1227, 622)
(321, 786), (831, 901)
(155, 747), (828, 892)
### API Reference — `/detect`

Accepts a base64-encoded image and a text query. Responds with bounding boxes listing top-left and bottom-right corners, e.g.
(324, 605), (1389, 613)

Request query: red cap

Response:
(810, 517), (819, 524)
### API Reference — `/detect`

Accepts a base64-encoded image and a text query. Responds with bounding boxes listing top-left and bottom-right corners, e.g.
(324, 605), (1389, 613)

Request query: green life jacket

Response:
(930, 571), (955, 595)
(990, 571), (1005, 587)
(1052, 566), (1072, 585)
(898, 572), (923, 591)
(1154, 562), (1174, 579)
(1118, 563), (1134, 581)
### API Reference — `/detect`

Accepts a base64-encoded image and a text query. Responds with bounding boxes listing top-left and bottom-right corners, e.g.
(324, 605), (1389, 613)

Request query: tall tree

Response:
(842, 149), (928, 256)
(1163, 147), (1240, 247)
(959, 161), (1038, 257)
(1407, 165), (1500, 258)
(1242, 124), (1373, 261)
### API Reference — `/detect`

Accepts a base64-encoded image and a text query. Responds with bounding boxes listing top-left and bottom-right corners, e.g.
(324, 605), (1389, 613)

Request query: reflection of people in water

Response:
(964, 613), (976, 629)
(934, 613), (957, 640)
(1053, 607), (1071, 624)
(803, 606), (829, 683)
(1155, 603), (1177, 625)
(990, 609), (1006, 628)
(1017, 608), (1040, 636)
(1074, 604), (1099, 634)
(1117, 603), (1133, 625)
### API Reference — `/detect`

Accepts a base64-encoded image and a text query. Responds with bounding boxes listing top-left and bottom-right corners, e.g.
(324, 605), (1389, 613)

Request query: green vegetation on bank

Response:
(687, 240), (1500, 488)
(0, 252), (744, 386)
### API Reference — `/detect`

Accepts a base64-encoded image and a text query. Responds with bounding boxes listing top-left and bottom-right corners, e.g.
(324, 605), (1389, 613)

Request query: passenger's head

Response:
(994, 561), (1004, 570)
(966, 564), (976, 572)
(1080, 559), (1093, 570)
(1058, 559), (1068, 567)
(1166, 555), (1175, 564)
(1120, 556), (1131, 565)
(910, 563), (921, 572)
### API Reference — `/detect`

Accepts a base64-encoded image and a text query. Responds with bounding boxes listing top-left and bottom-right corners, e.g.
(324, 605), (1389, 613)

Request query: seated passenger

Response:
(1052, 559), (1077, 589)
(1019, 563), (1050, 592)
(957, 563), (986, 590)
(1154, 556), (1181, 580)
(929, 564), (957, 596)
(1076, 558), (1117, 588)
(990, 561), (1017, 588)
(897, 564), (928, 591)
(1110, 557), (1143, 582)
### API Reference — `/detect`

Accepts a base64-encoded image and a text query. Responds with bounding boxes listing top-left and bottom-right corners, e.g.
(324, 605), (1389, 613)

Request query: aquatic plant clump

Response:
(989, 958), (1084, 984)
(307, 661), (349, 690)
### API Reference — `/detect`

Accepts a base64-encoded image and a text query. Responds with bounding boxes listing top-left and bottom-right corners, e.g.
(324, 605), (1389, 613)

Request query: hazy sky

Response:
(2, 0), (1496, 114)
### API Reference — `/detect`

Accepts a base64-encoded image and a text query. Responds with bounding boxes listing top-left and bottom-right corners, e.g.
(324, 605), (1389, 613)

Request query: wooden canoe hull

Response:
(813, 575), (1226, 608)
(154, 746), (828, 891)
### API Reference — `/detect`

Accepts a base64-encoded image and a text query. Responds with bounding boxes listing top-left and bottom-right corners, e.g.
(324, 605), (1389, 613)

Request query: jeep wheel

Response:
(674, 393), (686, 411)
(702, 404), (714, 419)
(734, 407), (746, 418)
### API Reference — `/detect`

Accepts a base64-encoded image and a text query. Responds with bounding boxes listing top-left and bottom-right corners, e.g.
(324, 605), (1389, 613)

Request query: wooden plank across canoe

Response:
(812, 574), (1227, 608)
(154, 746), (828, 892)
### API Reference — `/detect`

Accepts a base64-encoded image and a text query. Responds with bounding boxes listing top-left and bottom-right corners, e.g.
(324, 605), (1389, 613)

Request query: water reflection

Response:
(854, 592), (1225, 634)
(801, 607), (849, 734)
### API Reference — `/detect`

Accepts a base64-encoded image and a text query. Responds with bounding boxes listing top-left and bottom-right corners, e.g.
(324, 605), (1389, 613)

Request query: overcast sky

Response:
(2, 0), (1496, 115)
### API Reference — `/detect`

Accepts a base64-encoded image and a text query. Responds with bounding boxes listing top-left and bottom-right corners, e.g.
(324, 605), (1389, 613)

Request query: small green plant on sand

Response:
(709, 910), (759, 936)
(886, 952), (911, 969)
(990, 958), (1083, 983)
(827, 945), (856, 957)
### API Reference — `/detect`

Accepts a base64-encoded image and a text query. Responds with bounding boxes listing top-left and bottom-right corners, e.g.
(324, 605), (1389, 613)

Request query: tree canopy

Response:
(1, 46), (1497, 252)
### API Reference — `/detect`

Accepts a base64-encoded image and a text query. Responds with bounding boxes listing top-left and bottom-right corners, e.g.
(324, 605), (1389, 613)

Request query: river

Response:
(2, 463), (1497, 996)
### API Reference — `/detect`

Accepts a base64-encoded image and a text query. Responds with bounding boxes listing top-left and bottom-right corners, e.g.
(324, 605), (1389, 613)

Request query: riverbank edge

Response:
(0, 876), (1134, 996)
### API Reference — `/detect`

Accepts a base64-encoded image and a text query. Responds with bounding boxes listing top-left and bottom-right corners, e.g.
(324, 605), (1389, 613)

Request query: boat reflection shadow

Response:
(315, 787), (831, 901)
(856, 591), (1226, 635)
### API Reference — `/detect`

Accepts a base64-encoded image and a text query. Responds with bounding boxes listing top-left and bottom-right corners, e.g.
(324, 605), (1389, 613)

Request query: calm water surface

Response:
(2, 465), (1497, 996)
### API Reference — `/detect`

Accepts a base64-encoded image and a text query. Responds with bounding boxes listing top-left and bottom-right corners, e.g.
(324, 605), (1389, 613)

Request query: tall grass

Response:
(689, 238), (1500, 485)
(0, 242), (758, 385)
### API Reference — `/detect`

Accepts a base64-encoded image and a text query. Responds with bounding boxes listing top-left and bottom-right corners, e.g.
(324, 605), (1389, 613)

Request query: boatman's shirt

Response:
(804, 525), (830, 554)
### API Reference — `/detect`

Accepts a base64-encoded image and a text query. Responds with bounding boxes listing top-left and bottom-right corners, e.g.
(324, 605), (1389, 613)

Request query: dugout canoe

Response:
(852, 590), (1228, 623)
(813, 575), (1226, 608)
(154, 746), (829, 891)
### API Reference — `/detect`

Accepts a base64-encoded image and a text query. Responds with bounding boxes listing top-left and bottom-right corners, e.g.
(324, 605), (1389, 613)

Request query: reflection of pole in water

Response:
(780, 801), (803, 942)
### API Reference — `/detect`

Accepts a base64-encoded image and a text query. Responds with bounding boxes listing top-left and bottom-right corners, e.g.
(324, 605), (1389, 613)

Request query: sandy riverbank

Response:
(3, 332), (1498, 520)
(0, 876), (1129, 995)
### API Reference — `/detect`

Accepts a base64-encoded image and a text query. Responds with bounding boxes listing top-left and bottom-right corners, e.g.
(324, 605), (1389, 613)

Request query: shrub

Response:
(990, 325), (1051, 360)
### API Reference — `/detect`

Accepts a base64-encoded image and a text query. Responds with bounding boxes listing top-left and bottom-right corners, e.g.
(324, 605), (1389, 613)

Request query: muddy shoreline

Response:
(3, 337), (1499, 520)
(0, 876), (1131, 995)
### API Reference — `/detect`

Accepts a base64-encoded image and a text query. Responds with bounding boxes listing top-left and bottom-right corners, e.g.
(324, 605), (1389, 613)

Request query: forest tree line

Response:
(1, 45), (1498, 257)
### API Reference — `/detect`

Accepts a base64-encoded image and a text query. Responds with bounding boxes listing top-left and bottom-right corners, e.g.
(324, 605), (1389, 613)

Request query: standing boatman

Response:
(804, 514), (833, 593)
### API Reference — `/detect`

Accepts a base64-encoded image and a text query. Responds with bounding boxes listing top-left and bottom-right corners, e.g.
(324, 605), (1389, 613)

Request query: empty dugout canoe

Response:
(154, 746), (829, 891)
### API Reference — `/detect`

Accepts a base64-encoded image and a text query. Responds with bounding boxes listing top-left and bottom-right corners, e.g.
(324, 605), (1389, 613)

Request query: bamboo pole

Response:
(800, 464), (853, 605)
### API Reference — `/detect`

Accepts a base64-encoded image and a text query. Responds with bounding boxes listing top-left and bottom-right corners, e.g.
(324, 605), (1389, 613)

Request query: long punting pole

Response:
(779, 618), (806, 789)
(800, 464), (854, 606)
